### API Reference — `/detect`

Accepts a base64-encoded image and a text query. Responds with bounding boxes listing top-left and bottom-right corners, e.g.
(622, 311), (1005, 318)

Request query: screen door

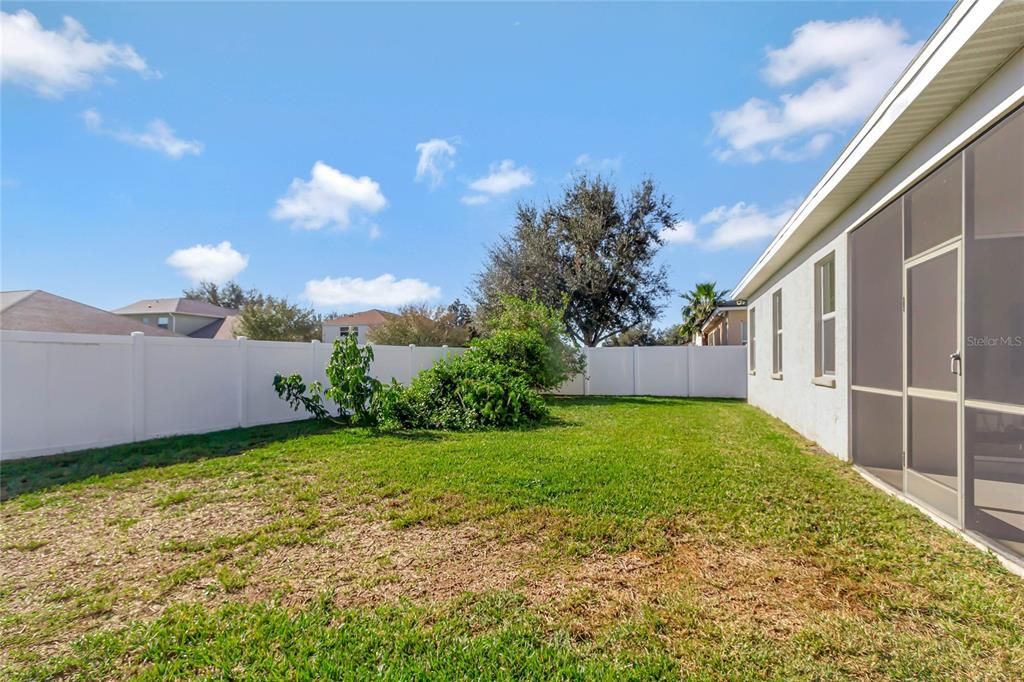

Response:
(904, 243), (961, 522)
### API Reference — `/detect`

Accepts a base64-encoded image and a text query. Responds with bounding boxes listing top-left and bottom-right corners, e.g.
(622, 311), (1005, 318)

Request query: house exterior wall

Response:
(322, 323), (368, 344)
(746, 47), (1024, 462)
(724, 310), (746, 345)
(704, 310), (747, 346)
(170, 314), (220, 337)
(122, 313), (218, 337)
(747, 231), (849, 458)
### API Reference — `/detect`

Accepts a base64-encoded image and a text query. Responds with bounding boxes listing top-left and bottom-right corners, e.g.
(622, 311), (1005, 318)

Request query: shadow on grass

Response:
(0, 414), (564, 501)
(547, 395), (745, 407)
(0, 420), (345, 501)
(1, 397), (698, 501)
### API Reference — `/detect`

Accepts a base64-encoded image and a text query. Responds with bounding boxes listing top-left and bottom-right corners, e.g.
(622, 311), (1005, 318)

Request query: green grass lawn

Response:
(1, 397), (1021, 680)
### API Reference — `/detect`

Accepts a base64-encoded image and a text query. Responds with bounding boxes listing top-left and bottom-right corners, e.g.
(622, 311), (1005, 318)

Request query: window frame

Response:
(748, 308), (756, 373)
(814, 253), (837, 382)
(772, 290), (783, 378)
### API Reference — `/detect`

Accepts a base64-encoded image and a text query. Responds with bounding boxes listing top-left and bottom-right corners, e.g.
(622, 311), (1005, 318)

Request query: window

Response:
(815, 254), (836, 378)
(748, 309), (756, 372)
(740, 319), (748, 345)
(772, 290), (783, 376)
(157, 316), (170, 329)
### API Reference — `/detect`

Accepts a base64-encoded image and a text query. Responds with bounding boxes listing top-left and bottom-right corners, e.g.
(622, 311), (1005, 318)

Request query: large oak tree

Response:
(472, 175), (675, 346)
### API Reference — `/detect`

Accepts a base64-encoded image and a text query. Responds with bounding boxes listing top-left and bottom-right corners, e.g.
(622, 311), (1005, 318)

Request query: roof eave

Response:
(732, 0), (1016, 300)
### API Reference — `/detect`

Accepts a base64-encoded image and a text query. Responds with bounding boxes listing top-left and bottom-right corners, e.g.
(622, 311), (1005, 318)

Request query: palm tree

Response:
(679, 281), (728, 344)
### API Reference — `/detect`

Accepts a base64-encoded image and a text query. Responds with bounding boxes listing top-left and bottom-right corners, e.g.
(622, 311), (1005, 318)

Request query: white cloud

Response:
(83, 109), (203, 158)
(0, 10), (155, 98)
(660, 220), (698, 245)
(272, 161), (387, 230)
(699, 202), (794, 250)
(368, 224), (382, 240)
(302, 274), (441, 308)
(460, 194), (490, 206)
(574, 153), (622, 174)
(166, 241), (249, 283)
(415, 138), (457, 188)
(712, 18), (921, 163)
(462, 160), (533, 204)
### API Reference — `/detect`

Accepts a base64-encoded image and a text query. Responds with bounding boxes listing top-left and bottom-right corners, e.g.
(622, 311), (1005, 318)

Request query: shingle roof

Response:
(189, 314), (241, 340)
(112, 298), (238, 318)
(0, 290), (178, 336)
(323, 309), (398, 326)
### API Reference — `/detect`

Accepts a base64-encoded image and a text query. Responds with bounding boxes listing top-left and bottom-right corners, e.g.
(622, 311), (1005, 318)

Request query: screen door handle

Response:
(950, 351), (961, 376)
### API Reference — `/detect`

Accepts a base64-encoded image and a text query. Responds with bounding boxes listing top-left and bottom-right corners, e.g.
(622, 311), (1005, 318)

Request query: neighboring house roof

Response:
(190, 314), (241, 340)
(323, 309), (398, 326)
(0, 290), (178, 337)
(732, 0), (1024, 300)
(112, 298), (238, 318)
(700, 302), (747, 334)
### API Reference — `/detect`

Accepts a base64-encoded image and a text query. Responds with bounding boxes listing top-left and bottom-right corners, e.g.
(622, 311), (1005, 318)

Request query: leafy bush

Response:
(366, 302), (474, 347)
(239, 295), (321, 341)
(322, 334), (379, 425)
(273, 373), (333, 422)
(273, 335), (380, 425)
(274, 297), (575, 431)
(390, 354), (548, 430)
(476, 295), (585, 391)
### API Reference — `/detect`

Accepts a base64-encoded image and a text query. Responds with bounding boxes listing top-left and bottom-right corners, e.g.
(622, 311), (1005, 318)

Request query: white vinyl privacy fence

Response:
(0, 331), (746, 460)
(555, 345), (747, 398)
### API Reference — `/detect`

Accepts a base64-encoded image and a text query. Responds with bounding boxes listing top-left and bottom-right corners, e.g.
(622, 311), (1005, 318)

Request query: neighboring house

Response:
(732, 1), (1023, 567)
(0, 290), (177, 337)
(113, 298), (240, 339)
(699, 300), (747, 347)
(322, 309), (397, 344)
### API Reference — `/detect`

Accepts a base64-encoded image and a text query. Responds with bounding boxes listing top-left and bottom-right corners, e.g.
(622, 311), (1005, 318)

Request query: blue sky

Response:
(1, 2), (950, 324)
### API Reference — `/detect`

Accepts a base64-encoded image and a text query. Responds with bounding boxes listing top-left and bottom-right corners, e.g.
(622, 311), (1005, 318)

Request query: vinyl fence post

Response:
(409, 344), (416, 385)
(130, 332), (145, 441)
(632, 345), (639, 396)
(583, 347), (591, 396)
(686, 345), (693, 398)
(237, 336), (249, 428)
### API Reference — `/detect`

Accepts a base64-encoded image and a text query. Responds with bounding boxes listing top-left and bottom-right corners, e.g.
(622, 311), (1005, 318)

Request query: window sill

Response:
(812, 376), (836, 388)
(771, 372), (783, 381)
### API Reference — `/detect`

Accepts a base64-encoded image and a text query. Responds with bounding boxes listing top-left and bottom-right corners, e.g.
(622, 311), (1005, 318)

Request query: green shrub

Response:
(477, 295), (585, 391)
(273, 335), (380, 425)
(396, 353), (548, 430)
(274, 297), (572, 431)
(322, 334), (379, 425)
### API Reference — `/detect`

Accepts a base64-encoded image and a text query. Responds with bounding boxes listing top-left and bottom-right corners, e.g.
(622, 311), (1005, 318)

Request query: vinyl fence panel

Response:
(686, 346), (748, 398)
(1, 331), (745, 461)
(1, 332), (135, 457)
(555, 346), (747, 399)
(144, 336), (241, 438)
(586, 347), (635, 395)
(635, 346), (690, 396)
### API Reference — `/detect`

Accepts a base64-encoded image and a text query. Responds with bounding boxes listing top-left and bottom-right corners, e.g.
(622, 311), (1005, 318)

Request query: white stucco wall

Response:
(747, 232), (849, 459)
(746, 47), (1024, 461)
(322, 323), (368, 344)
